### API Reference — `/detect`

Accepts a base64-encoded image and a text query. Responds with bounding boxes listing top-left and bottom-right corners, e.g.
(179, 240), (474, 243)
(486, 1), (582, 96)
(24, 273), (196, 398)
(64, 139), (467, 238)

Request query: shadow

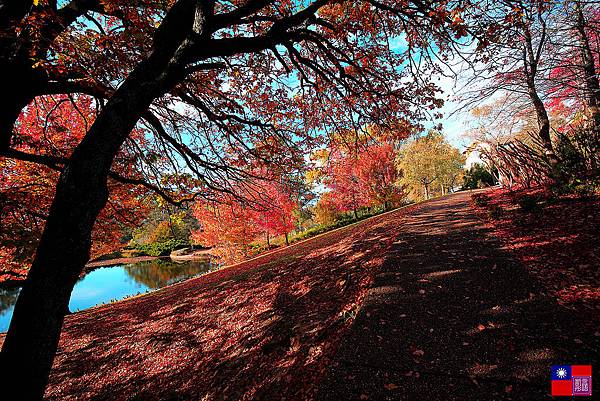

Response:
(316, 193), (600, 401)
(479, 193), (600, 314)
(29, 193), (600, 400)
(43, 204), (405, 400)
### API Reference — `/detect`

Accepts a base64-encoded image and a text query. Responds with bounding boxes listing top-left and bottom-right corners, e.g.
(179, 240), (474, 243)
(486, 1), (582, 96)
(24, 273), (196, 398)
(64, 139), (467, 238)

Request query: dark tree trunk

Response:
(0, 0), (205, 393)
(0, 39), (186, 399)
(0, 155), (111, 399)
(284, 232), (289, 246)
(0, 93), (30, 150)
(522, 27), (559, 168)
(0, 63), (47, 151)
(266, 232), (270, 249)
(0, 1), (33, 27)
(574, 1), (600, 135)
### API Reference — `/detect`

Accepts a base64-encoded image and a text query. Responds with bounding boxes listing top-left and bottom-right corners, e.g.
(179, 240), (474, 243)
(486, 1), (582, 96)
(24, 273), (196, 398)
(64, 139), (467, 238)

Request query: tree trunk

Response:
(266, 232), (270, 249)
(0, 94), (30, 151)
(284, 232), (289, 246)
(522, 28), (559, 168)
(0, 0), (206, 391)
(424, 183), (430, 199)
(0, 64), (45, 151)
(0, 39), (186, 398)
(168, 214), (177, 238)
(0, 154), (111, 398)
(574, 1), (600, 136)
(529, 85), (559, 167)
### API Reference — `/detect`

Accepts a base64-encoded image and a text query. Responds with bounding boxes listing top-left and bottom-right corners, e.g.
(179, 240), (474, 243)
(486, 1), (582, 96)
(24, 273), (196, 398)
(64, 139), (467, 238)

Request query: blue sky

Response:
(427, 74), (473, 151)
(387, 36), (475, 151)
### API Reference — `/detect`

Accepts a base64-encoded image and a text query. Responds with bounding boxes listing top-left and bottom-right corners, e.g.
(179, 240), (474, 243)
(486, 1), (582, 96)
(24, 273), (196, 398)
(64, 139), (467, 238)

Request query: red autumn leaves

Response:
(323, 142), (405, 215)
(0, 95), (149, 274)
(191, 177), (298, 261)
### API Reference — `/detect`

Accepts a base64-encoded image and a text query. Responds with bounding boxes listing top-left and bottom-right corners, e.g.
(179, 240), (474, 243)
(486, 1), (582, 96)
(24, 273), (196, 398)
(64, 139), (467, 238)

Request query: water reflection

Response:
(123, 259), (214, 289)
(0, 288), (19, 315)
(0, 258), (214, 332)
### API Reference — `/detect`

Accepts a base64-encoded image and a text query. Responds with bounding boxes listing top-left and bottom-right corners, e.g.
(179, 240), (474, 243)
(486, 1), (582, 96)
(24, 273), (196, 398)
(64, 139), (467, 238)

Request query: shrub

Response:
(550, 126), (600, 196)
(290, 224), (333, 243)
(462, 163), (498, 189)
(289, 205), (391, 244)
(552, 177), (599, 197)
(572, 181), (599, 197)
(555, 128), (600, 180)
(137, 239), (189, 257)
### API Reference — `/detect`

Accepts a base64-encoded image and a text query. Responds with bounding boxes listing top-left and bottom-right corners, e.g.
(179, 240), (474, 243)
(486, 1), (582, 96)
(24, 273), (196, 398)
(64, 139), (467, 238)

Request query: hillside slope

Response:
(37, 199), (417, 400)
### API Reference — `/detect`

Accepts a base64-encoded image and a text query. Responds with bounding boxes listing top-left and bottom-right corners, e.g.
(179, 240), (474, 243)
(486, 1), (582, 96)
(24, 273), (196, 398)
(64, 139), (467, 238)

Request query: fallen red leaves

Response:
(0, 206), (412, 400)
(472, 187), (600, 322)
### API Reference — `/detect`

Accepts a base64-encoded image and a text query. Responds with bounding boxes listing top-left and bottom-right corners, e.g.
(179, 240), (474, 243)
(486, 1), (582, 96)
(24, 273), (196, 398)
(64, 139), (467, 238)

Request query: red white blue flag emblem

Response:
(551, 365), (592, 396)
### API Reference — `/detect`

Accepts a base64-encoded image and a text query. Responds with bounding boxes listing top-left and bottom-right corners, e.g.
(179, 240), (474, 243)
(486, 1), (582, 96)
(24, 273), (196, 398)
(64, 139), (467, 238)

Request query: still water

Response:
(0, 258), (214, 332)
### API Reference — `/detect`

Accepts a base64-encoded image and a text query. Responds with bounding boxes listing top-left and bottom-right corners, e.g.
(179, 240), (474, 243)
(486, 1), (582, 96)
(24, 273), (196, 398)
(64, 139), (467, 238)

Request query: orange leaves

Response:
(384, 383), (399, 390)
(192, 177), (299, 262)
(192, 200), (262, 251)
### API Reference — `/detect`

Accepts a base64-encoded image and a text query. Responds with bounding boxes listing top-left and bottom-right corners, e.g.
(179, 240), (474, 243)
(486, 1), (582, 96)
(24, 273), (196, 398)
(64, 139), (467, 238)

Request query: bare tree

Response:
(572, 0), (600, 134)
(457, 0), (562, 167)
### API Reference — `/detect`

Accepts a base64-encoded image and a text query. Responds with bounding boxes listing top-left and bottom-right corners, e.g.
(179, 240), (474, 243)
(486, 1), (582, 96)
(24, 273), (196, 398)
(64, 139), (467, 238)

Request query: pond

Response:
(0, 258), (215, 333)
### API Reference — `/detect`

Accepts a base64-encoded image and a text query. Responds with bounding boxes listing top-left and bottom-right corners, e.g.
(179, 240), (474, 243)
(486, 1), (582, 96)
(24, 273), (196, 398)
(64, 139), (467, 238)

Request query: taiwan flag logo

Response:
(551, 365), (592, 396)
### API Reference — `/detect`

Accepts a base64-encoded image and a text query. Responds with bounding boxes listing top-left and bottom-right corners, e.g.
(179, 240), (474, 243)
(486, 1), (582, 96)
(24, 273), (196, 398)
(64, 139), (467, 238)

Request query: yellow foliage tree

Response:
(396, 131), (465, 200)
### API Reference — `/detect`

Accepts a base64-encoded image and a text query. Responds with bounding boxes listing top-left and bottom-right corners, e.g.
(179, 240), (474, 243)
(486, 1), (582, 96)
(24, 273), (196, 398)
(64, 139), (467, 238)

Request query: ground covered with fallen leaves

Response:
(3, 190), (598, 400)
(0, 204), (412, 400)
(472, 187), (600, 318)
(316, 190), (599, 401)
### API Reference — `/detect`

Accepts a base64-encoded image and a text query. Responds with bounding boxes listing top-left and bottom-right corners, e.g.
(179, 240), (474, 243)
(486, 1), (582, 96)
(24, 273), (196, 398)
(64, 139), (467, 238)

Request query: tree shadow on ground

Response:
(480, 192), (600, 314)
(41, 206), (408, 400)
(316, 193), (600, 401)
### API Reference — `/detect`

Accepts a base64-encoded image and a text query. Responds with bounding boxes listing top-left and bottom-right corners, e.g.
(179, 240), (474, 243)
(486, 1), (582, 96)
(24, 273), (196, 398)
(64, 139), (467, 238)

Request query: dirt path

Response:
(316, 190), (599, 400)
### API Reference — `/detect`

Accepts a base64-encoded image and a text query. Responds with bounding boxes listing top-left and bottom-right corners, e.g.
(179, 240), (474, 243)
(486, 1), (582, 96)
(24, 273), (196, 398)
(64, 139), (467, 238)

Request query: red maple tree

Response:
(323, 141), (404, 216)
(1, 95), (149, 273)
(192, 176), (299, 261)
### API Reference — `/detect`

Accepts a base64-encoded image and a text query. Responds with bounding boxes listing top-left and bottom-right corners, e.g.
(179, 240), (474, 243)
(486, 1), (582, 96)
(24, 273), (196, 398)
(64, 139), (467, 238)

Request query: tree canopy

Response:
(0, 2), (473, 396)
(396, 131), (464, 200)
